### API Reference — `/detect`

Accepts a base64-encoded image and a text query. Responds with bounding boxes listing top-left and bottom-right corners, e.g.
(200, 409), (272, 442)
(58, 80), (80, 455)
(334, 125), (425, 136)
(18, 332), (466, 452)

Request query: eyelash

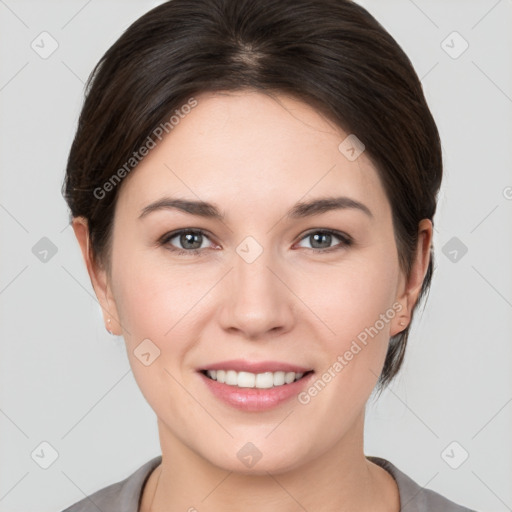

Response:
(158, 228), (353, 256)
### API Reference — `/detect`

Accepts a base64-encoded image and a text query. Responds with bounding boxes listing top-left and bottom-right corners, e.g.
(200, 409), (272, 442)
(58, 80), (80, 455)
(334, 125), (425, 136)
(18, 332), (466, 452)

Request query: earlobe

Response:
(71, 217), (121, 336)
(390, 300), (409, 337)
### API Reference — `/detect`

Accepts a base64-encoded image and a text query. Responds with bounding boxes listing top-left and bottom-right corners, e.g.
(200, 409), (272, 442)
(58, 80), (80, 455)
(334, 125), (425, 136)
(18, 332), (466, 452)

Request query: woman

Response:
(61, 0), (477, 510)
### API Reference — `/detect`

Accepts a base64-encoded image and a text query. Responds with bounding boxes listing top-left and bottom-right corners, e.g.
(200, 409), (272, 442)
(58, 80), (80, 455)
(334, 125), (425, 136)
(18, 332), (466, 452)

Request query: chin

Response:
(195, 435), (315, 476)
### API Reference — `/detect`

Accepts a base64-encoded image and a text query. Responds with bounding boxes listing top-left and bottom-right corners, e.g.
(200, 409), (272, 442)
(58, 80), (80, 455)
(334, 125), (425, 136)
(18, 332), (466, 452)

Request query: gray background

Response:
(1, 1), (511, 511)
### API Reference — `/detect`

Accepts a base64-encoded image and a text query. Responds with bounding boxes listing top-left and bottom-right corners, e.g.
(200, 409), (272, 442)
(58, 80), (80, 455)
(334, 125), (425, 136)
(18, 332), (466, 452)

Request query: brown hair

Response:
(62, 0), (443, 388)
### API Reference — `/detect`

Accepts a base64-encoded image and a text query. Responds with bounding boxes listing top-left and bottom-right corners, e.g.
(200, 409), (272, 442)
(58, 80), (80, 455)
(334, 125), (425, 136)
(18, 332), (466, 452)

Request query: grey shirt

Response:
(61, 455), (477, 512)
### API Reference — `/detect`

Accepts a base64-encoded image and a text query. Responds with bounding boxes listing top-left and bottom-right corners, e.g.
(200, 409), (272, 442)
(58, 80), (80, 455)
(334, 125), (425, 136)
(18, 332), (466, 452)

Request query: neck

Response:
(142, 414), (399, 512)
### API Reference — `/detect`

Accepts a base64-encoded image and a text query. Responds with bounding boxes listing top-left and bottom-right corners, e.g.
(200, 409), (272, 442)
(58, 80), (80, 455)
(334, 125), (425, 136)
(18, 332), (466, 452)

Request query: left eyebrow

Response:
(138, 195), (373, 221)
(287, 196), (373, 219)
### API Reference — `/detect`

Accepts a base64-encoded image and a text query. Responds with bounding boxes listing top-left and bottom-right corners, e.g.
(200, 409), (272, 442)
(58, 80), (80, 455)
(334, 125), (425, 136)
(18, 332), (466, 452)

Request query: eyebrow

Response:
(138, 196), (373, 220)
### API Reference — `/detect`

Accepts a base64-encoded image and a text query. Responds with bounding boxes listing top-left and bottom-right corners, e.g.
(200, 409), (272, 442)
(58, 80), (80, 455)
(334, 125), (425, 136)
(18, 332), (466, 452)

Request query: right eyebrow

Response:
(139, 198), (225, 221)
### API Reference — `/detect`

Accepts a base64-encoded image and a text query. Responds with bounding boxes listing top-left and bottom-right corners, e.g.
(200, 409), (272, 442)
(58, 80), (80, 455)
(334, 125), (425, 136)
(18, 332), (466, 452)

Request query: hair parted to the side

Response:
(62, 0), (443, 389)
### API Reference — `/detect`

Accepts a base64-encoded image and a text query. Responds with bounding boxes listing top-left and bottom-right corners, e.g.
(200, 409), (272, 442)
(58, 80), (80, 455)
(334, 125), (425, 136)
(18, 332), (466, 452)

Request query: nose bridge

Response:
(218, 238), (294, 338)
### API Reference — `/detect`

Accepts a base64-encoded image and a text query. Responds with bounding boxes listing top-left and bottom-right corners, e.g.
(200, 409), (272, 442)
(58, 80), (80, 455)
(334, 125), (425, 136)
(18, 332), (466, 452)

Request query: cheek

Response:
(112, 260), (196, 348)
(110, 257), (202, 414)
(316, 250), (399, 342)
(110, 228), (199, 335)
(110, 245), (223, 383)
(306, 244), (400, 393)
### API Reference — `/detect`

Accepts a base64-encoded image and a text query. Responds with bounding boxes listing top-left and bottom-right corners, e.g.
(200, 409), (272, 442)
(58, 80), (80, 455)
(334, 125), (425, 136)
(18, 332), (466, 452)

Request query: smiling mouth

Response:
(200, 369), (314, 389)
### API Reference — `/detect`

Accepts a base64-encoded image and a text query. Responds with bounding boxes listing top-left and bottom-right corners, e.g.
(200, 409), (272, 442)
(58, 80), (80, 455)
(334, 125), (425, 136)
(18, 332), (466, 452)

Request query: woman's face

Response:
(87, 91), (417, 473)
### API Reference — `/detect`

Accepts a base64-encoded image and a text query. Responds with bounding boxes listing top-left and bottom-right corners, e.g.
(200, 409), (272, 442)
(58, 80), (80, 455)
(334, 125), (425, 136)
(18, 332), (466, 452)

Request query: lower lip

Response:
(199, 372), (314, 411)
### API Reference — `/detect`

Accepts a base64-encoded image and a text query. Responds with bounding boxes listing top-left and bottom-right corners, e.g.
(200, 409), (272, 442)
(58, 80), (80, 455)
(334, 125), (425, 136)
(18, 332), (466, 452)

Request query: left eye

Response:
(296, 230), (352, 251)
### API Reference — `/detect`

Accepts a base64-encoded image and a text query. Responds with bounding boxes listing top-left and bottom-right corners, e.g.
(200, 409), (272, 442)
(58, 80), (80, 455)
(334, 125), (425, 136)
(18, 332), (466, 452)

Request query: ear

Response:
(72, 217), (121, 335)
(390, 219), (433, 337)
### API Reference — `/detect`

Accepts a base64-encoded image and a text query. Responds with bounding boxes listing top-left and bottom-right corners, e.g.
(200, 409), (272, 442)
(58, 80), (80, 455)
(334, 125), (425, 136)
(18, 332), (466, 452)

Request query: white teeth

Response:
(205, 369), (308, 388)
(273, 371), (285, 386)
(237, 371), (255, 388)
(255, 372), (274, 389)
(285, 372), (295, 384)
(225, 370), (238, 385)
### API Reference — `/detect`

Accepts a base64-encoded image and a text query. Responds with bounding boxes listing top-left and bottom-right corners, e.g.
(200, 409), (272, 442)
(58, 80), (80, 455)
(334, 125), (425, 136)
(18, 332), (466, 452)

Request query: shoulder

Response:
(61, 454), (479, 511)
(368, 456), (478, 512)
(60, 455), (162, 512)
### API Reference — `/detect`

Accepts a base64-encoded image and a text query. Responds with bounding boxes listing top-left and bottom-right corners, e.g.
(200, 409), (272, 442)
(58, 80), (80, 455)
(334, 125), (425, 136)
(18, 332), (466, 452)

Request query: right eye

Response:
(159, 229), (216, 256)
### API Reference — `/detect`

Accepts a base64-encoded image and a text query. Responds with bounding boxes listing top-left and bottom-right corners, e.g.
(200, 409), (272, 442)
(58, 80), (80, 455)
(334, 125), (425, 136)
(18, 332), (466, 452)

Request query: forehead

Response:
(116, 90), (390, 220)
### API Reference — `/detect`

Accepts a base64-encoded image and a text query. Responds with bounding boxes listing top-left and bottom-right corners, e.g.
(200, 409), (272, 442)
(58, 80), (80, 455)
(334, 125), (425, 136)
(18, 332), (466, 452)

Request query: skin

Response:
(73, 90), (432, 512)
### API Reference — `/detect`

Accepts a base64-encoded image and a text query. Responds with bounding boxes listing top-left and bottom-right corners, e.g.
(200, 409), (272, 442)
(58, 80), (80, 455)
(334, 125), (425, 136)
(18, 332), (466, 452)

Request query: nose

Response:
(218, 246), (296, 340)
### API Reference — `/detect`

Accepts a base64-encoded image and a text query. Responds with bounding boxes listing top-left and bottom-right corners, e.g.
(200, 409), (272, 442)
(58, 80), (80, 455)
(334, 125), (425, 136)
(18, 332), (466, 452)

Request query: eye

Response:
(158, 228), (352, 256)
(295, 229), (352, 252)
(159, 229), (215, 255)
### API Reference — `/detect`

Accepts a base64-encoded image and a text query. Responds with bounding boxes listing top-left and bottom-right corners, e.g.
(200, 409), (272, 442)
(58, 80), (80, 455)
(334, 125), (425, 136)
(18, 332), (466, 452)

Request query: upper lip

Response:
(200, 359), (313, 374)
